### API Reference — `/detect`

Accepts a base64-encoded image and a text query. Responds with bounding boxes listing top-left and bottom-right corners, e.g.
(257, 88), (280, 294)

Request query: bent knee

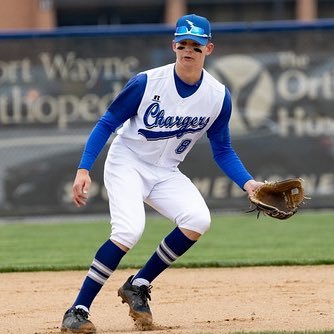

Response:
(177, 209), (211, 235)
(110, 223), (144, 250)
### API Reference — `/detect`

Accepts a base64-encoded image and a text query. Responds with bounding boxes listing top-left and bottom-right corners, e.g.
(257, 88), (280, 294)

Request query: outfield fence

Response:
(0, 20), (333, 217)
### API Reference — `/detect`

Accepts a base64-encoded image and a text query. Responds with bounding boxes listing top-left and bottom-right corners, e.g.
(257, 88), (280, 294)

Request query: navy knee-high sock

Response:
(73, 239), (126, 310)
(133, 227), (196, 284)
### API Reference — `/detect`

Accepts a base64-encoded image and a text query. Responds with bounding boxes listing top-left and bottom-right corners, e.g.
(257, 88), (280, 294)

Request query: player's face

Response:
(172, 40), (214, 69)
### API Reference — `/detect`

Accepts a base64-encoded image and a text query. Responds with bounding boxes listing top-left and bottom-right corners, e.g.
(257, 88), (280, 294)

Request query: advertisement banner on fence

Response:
(0, 26), (333, 216)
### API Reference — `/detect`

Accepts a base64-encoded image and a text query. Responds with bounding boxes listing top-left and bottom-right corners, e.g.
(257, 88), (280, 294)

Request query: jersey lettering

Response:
(138, 102), (210, 140)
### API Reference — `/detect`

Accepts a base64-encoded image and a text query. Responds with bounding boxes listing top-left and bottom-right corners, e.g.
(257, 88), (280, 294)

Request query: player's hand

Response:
(243, 179), (264, 196)
(72, 169), (91, 207)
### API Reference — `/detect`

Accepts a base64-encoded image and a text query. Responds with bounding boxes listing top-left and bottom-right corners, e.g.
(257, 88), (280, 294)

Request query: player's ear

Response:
(172, 41), (177, 52)
(205, 42), (214, 55)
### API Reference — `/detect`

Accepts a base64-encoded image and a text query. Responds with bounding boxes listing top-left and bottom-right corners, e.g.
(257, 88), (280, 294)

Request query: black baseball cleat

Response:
(61, 306), (96, 333)
(118, 275), (153, 329)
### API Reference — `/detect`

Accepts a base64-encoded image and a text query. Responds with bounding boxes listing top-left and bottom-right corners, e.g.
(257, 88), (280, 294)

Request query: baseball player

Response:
(61, 13), (263, 333)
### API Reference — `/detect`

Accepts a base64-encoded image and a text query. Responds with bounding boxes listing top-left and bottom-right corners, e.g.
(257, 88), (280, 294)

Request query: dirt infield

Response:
(1, 266), (334, 334)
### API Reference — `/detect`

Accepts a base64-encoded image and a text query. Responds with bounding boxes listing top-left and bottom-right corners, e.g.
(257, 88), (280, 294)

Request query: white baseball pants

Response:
(104, 141), (211, 249)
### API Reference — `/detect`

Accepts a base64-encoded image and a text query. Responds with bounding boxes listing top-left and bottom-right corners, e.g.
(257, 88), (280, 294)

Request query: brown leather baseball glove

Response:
(248, 178), (307, 220)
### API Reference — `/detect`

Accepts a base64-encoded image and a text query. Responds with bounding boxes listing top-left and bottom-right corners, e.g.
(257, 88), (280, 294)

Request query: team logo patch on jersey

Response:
(138, 102), (210, 140)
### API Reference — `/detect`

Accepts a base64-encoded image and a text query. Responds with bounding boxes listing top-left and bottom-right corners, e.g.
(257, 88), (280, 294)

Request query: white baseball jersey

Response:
(113, 63), (225, 168)
(79, 62), (252, 190)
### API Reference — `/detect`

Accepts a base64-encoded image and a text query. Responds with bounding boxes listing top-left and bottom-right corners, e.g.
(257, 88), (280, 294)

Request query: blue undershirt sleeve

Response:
(78, 73), (147, 170)
(207, 88), (253, 189)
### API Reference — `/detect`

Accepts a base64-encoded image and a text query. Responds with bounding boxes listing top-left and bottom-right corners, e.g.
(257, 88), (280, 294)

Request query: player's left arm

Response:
(207, 88), (261, 192)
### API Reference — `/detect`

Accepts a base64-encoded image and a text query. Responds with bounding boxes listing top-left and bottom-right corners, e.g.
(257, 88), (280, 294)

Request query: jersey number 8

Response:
(175, 139), (192, 154)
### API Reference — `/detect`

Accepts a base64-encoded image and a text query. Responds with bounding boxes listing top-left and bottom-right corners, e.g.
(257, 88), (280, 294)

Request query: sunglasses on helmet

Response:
(174, 25), (211, 38)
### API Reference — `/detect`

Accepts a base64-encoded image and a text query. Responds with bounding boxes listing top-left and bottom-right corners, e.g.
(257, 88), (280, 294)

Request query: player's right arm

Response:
(72, 169), (91, 207)
(72, 73), (147, 207)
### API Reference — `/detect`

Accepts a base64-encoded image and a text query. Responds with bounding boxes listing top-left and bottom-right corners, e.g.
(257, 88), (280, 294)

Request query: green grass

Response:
(0, 211), (333, 272)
